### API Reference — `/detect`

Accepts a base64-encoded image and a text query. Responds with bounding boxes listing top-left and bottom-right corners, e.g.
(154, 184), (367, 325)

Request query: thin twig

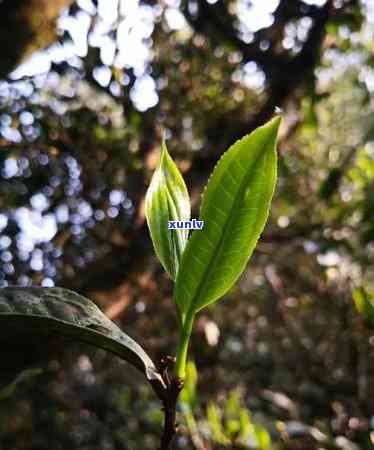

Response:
(150, 355), (184, 450)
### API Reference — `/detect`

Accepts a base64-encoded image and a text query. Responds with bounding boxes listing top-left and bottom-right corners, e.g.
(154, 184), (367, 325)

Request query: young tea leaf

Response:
(145, 140), (190, 280)
(0, 287), (162, 384)
(174, 117), (280, 322)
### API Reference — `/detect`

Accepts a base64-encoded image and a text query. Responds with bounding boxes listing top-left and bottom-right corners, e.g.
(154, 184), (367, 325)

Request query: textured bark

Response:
(0, 0), (73, 78)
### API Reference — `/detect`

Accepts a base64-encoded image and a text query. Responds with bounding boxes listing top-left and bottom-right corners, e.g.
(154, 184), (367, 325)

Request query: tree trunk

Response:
(0, 0), (73, 78)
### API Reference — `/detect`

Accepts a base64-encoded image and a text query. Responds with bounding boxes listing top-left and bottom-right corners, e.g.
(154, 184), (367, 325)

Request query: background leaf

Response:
(175, 117), (280, 321)
(353, 287), (374, 326)
(0, 368), (43, 401)
(145, 141), (191, 280)
(0, 287), (162, 383)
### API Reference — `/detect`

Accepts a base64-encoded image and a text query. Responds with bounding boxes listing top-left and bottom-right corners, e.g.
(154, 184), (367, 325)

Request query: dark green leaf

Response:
(0, 287), (162, 383)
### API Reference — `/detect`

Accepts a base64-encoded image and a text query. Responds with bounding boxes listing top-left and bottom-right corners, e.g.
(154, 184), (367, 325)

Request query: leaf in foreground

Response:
(175, 116), (281, 322)
(0, 287), (162, 383)
(145, 140), (190, 280)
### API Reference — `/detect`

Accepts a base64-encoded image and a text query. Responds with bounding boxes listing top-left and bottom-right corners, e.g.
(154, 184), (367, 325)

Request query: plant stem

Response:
(175, 312), (194, 379)
(151, 356), (183, 450)
(160, 383), (179, 450)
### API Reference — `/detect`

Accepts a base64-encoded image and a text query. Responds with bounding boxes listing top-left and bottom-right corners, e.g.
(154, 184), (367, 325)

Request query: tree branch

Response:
(0, 0), (74, 79)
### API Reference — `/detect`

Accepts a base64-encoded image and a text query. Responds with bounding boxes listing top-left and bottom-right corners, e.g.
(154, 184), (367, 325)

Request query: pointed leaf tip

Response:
(145, 140), (191, 280)
(174, 117), (280, 321)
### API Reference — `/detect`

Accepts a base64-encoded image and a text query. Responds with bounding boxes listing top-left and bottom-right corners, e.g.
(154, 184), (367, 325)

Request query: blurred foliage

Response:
(0, 368), (43, 401)
(180, 361), (273, 449)
(353, 287), (374, 327)
(0, 0), (374, 449)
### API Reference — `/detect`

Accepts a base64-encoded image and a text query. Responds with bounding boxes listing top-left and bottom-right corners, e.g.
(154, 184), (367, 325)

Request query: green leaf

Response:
(225, 389), (241, 418)
(0, 287), (162, 384)
(174, 116), (280, 321)
(180, 360), (198, 408)
(0, 367), (43, 401)
(238, 409), (251, 443)
(207, 401), (230, 445)
(145, 140), (191, 280)
(353, 287), (374, 326)
(251, 423), (272, 450)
